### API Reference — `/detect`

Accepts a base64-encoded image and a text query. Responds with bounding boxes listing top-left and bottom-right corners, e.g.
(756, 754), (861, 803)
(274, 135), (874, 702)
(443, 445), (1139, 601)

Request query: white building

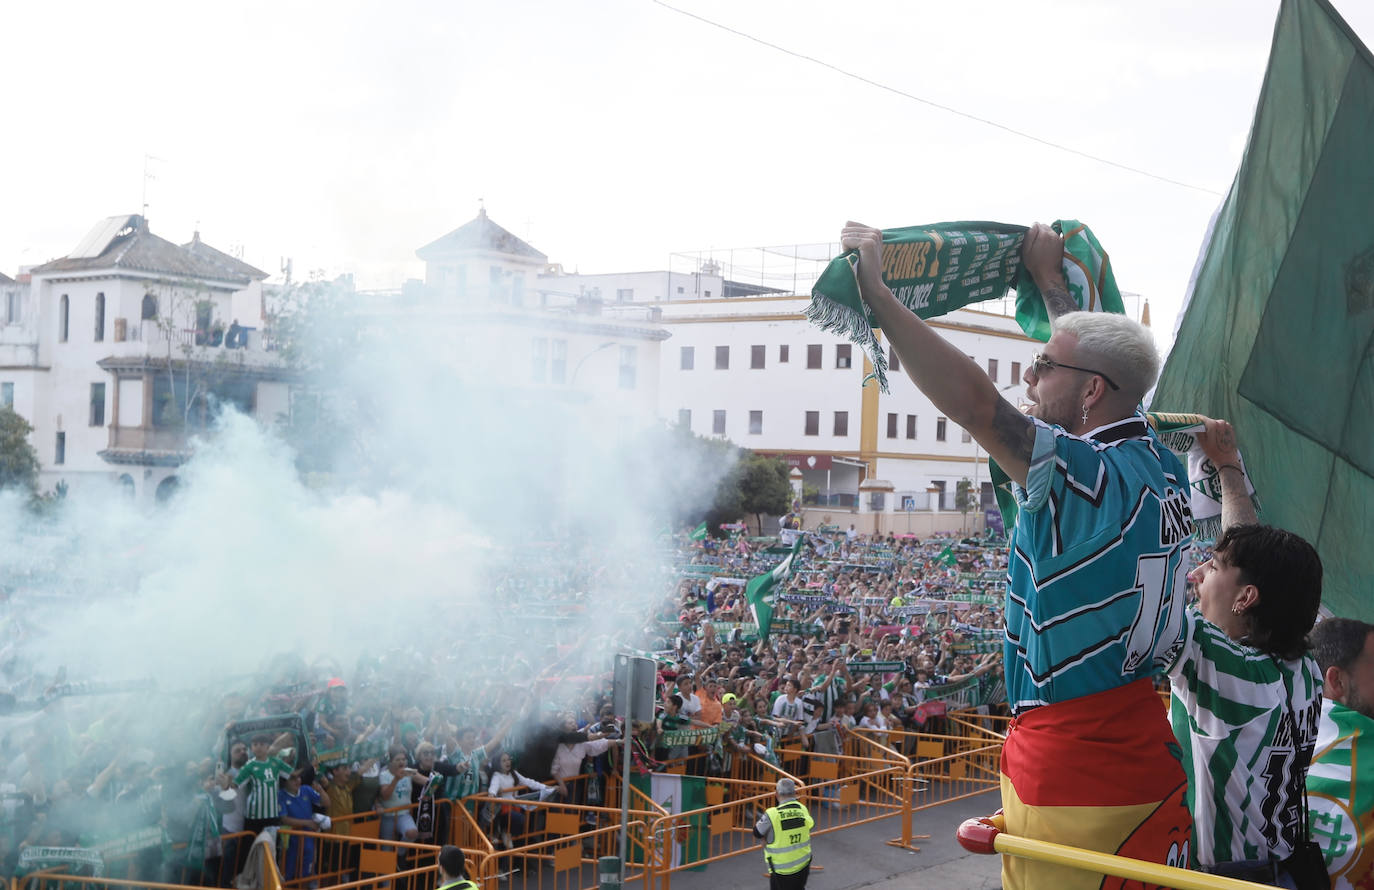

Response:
(410, 210), (669, 424)
(653, 292), (1040, 534)
(12, 214), (291, 501)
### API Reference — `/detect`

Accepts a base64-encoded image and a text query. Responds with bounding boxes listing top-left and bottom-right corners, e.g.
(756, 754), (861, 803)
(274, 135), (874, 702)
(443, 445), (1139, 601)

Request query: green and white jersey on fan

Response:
(1167, 606), (1322, 867)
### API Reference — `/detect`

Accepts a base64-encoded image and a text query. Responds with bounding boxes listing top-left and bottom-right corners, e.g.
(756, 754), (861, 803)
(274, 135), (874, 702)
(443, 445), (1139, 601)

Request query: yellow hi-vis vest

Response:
(437, 880), (477, 890)
(764, 799), (814, 874)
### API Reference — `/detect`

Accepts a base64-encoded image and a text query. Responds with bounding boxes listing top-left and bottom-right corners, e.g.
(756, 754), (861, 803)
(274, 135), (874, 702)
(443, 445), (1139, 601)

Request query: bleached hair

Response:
(1052, 311), (1160, 399)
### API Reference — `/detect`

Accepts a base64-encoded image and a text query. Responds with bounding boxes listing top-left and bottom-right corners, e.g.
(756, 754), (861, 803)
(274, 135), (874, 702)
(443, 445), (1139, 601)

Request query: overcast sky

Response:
(5, 0), (1372, 346)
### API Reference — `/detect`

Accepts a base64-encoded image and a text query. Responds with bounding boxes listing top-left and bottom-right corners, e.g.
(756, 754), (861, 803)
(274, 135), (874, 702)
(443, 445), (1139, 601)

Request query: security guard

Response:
(753, 778), (814, 888)
(436, 845), (478, 890)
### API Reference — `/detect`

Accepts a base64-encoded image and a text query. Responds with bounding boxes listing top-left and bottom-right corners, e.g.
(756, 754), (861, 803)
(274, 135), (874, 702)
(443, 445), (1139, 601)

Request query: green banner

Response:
(846, 661), (907, 675)
(659, 726), (721, 748)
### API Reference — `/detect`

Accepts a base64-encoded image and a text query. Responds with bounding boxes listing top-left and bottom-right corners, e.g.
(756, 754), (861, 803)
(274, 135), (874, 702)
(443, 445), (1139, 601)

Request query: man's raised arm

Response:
(1021, 223), (1078, 321)
(841, 222), (1034, 485)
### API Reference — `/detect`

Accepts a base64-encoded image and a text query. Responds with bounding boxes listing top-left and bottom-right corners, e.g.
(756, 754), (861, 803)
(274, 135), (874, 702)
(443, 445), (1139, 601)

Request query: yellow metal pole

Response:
(959, 818), (1274, 890)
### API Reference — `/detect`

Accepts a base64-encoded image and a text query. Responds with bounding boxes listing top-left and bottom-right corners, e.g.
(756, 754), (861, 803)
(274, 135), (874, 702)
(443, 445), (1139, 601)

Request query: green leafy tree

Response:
(738, 453), (793, 535)
(0, 407), (39, 494)
(955, 477), (979, 531)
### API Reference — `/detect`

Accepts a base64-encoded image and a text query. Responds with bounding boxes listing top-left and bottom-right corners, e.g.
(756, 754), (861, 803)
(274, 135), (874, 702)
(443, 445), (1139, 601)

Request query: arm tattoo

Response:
(1041, 283), (1077, 320)
(992, 400), (1035, 464)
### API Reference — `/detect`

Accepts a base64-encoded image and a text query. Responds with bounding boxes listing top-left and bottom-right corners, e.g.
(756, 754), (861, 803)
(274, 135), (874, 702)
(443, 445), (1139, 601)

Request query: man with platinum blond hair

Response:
(839, 221), (1195, 889)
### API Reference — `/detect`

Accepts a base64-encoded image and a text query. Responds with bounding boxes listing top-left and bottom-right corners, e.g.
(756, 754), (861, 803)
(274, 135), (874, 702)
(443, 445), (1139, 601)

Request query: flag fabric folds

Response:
(1151, 0), (1374, 621)
(745, 536), (805, 643)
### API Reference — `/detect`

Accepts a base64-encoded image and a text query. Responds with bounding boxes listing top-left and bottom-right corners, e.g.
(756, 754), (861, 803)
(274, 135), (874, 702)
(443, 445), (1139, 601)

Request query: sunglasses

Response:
(1030, 352), (1120, 391)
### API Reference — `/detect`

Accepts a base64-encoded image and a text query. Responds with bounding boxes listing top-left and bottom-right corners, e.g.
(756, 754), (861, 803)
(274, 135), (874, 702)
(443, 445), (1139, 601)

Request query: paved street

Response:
(666, 789), (1002, 890)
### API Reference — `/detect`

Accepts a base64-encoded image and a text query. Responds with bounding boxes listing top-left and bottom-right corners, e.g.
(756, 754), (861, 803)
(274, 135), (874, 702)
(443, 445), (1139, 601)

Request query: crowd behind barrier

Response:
(1, 526), (1226, 889)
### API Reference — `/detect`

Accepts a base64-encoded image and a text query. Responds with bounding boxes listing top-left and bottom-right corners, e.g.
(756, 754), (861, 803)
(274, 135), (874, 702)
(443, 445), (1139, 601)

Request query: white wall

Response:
(655, 297), (1037, 496)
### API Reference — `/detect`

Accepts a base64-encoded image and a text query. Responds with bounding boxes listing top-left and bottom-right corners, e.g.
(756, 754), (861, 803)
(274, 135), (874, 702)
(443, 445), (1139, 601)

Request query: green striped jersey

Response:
(443, 746), (487, 800)
(1167, 606), (1322, 866)
(235, 756), (293, 821)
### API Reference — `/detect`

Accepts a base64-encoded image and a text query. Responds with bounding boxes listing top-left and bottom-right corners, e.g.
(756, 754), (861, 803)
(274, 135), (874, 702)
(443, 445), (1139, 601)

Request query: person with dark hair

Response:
(435, 845), (476, 890)
(1306, 617), (1374, 888)
(1166, 418), (1324, 884)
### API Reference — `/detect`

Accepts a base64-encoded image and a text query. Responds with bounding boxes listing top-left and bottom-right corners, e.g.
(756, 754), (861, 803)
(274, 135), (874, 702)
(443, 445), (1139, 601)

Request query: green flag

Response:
(1307, 701), (1374, 884)
(689, 522), (707, 541)
(745, 536), (804, 643)
(807, 220), (1122, 391)
(1151, 0), (1374, 620)
(938, 545), (958, 567)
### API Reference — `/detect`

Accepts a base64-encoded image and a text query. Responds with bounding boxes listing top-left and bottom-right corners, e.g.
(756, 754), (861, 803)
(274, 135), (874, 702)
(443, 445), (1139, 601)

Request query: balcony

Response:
(99, 425), (194, 466)
(100, 320), (288, 379)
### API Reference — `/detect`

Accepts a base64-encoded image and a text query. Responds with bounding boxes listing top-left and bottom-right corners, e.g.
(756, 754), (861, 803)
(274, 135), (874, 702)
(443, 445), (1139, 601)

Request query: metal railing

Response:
(957, 814), (1272, 890)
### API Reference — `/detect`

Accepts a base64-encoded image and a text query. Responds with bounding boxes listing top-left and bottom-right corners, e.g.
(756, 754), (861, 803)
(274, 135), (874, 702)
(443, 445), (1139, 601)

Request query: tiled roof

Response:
(182, 233), (269, 280)
(0, 272), (13, 285)
(416, 209), (547, 262)
(30, 218), (250, 286)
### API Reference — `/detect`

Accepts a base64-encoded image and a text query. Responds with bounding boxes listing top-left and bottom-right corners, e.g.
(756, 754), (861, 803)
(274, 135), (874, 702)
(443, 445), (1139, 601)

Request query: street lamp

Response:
(571, 341), (617, 386)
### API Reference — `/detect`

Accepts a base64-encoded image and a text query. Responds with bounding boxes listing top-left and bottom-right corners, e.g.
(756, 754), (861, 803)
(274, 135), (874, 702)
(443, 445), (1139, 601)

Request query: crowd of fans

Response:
(0, 526), (1016, 884)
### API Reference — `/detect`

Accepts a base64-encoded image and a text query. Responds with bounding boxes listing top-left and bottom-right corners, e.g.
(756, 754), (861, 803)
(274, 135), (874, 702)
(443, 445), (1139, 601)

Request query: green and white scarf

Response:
(807, 219), (1122, 391)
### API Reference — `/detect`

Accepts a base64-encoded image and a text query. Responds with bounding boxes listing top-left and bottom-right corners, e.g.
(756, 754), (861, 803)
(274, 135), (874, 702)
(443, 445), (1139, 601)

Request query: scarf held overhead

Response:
(807, 220), (1122, 392)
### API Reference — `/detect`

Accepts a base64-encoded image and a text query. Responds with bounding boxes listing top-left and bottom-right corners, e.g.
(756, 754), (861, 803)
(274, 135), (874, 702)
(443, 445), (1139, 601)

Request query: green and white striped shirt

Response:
(1167, 606), (1322, 867)
(235, 756), (294, 821)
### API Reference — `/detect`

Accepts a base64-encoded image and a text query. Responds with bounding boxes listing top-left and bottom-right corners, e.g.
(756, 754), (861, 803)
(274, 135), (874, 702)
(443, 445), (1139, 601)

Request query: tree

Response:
(0, 407), (39, 494)
(955, 477), (979, 531)
(738, 453), (793, 535)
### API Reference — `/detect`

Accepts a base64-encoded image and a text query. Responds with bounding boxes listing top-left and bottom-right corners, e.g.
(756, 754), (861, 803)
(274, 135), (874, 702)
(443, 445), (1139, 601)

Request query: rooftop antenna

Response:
(478, 197), (486, 218)
(141, 154), (166, 221)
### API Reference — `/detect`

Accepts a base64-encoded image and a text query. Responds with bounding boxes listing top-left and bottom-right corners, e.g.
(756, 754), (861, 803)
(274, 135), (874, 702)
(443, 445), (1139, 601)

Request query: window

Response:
(834, 411), (849, 436)
(987, 358), (999, 380)
(456, 265), (467, 297)
(962, 428), (972, 443)
(749, 410), (763, 435)
(142, 292), (158, 320)
(889, 346), (901, 373)
(806, 344), (822, 369)
(886, 412), (898, 438)
(58, 294), (69, 342)
(836, 344), (852, 369)
(195, 301), (213, 342)
(715, 346), (729, 370)
(619, 345), (637, 389)
(906, 414), (917, 439)
(703, 290), (711, 298)
(489, 265), (504, 300)
(550, 340), (567, 384)
(531, 337), (548, 383)
(617, 288), (633, 302)
(94, 293), (105, 342)
(804, 411), (819, 436)
(54, 432), (65, 465)
(1, 382), (12, 408)
(90, 383), (106, 426)
(712, 410), (726, 435)
(1011, 361), (1022, 382)
(779, 344), (789, 363)
(680, 346), (695, 370)
(750, 345), (765, 369)
(4, 289), (20, 324)
(936, 417), (947, 442)
(678, 408), (691, 429)
(511, 273), (525, 305)
(677, 285), (685, 294)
